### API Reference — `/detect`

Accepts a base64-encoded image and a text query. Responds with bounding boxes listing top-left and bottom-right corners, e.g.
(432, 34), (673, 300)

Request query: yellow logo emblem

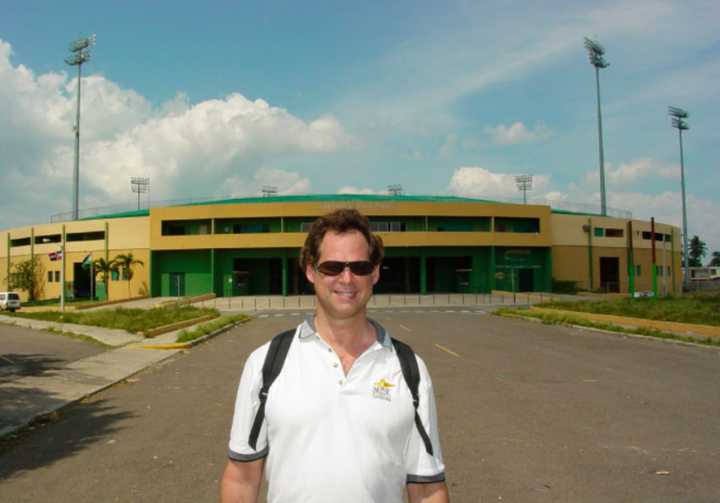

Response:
(372, 378), (395, 401)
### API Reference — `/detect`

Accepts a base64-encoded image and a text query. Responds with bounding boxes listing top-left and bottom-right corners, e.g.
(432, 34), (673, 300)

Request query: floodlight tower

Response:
(387, 184), (404, 196)
(261, 185), (278, 197)
(65, 34), (96, 220)
(668, 106), (690, 288)
(584, 36), (609, 216)
(130, 177), (150, 210)
(515, 175), (533, 204)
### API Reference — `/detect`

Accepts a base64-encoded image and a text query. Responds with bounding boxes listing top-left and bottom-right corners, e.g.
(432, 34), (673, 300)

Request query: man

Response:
(220, 208), (449, 503)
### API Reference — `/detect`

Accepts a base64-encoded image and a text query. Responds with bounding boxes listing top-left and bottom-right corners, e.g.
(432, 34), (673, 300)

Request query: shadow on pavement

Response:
(0, 353), (64, 384)
(0, 394), (134, 480)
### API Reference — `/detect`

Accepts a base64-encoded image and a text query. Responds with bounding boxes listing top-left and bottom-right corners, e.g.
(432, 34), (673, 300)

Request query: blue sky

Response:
(1, 0), (719, 255)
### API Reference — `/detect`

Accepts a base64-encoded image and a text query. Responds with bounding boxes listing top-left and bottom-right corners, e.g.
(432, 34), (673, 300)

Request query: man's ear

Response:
(371, 264), (380, 286)
(305, 263), (316, 285)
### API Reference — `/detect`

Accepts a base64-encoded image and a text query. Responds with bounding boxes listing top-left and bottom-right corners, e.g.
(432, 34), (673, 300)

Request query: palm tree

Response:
(710, 251), (720, 267)
(114, 253), (144, 299)
(92, 257), (118, 301)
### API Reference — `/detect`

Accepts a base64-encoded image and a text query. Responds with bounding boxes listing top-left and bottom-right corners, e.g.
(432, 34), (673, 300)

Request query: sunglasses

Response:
(315, 260), (375, 276)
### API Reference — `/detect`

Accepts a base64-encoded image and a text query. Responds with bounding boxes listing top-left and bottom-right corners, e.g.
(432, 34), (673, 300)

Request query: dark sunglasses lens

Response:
(348, 261), (374, 275)
(317, 261), (345, 275)
(316, 261), (374, 276)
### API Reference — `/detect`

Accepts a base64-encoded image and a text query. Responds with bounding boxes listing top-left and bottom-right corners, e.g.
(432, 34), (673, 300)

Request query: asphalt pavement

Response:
(1, 309), (719, 502)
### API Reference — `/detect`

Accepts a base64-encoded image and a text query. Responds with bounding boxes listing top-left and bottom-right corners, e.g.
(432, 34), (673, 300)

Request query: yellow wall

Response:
(150, 201), (552, 250)
(0, 218), (150, 301)
(0, 200), (684, 298)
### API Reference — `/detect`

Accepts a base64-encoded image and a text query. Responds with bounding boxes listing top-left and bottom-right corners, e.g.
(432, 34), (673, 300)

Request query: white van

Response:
(0, 292), (21, 312)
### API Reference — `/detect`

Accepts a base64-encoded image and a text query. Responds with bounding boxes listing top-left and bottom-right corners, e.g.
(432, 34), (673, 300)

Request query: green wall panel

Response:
(154, 250), (212, 296)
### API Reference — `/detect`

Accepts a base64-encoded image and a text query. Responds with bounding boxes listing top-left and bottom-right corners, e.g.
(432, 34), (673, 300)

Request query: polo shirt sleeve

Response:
(405, 355), (446, 484)
(227, 343), (271, 462)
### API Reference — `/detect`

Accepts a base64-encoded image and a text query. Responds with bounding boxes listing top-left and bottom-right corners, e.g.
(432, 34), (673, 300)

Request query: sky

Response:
(1, 0), (719, 257)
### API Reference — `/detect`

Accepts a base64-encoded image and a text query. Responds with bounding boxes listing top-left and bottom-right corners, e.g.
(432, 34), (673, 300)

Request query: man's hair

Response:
(299, 208), (384, 268)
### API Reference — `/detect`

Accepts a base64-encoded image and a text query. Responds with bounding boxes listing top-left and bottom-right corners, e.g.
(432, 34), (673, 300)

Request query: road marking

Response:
(434, 343), (461, 358)
(398, 324), (412, 332)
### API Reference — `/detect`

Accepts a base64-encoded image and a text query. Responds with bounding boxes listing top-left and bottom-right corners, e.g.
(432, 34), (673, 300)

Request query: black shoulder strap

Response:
(391, 338), (434, 456)
(248, 329), (295, 450)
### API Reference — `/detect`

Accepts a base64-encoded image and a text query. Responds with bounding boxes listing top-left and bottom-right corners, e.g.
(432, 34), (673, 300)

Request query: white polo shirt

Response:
(228, 318), (445, 503)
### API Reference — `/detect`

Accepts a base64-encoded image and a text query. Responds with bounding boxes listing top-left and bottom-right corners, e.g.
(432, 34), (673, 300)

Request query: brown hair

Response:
(299, 208), (384, 268)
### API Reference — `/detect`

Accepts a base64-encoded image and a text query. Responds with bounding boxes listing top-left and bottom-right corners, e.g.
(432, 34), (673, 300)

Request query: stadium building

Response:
(1, 195), (682, 301)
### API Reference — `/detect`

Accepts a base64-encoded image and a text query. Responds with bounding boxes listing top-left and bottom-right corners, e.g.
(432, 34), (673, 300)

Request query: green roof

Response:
(77, 193), (608, 221)
(80, 209), (150, 221)
(181, 193), (506, 206)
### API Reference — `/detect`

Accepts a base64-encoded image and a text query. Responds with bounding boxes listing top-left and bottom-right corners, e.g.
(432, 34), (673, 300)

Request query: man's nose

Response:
(338, 266), (353, 282)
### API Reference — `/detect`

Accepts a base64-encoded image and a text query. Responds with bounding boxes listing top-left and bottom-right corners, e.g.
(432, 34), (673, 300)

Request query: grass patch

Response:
(538, 292), (720, 326)
(495, 307), (720, 347)
(176, 313), (250, 343)
(5, 306), (219, 334)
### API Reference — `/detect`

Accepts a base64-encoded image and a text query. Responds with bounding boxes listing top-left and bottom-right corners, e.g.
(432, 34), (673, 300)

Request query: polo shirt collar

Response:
(299, 316), (392, 348)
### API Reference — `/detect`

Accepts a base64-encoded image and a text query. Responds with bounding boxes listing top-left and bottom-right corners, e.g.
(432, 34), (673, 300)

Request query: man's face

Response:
(305, 230), (379, 321)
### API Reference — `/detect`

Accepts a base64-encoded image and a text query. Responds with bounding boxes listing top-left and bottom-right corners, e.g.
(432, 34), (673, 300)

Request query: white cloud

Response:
(486, 122), (552, 145)
(254, 168), (311, 195)
(449, 166), (550, 199)
(0, 39), (352, 229)
(584, 158), (679, 186)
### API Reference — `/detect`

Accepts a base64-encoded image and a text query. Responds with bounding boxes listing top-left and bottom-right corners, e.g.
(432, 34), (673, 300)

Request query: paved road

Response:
(1, 310), (719, 502)
(0, 324), (107, 384)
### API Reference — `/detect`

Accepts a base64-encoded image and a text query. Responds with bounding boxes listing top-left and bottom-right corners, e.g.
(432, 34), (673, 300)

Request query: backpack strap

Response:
(248, 329), (295, 450)
(391, 338), (434, 456)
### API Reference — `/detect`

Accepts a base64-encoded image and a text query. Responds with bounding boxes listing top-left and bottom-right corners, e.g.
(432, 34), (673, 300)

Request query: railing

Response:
(49, 195), (632, 223)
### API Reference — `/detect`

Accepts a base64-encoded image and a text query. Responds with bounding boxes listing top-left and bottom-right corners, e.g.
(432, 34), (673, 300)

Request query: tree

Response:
(688, 235), (707, 267)
(92, 257), (117, 301)
(7, 256), (45, 301)
(709, 251), (720, 267)
(114, 253), (144, 299)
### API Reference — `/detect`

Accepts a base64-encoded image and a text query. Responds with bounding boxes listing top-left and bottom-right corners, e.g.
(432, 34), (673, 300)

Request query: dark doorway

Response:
(600, 257), (620, 292)
(427, 257), (472, 293)
(289, 261), (314, 295)
(232, 258), (282, 295)
(73, 263), (93, 299)
(518, 268), (534, 292)
(169, 272), (186, 296)
(376, 257), (420, 293)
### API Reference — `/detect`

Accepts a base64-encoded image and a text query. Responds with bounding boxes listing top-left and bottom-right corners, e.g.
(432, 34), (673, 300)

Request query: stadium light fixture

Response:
(387, 184), (404, 196)
(65, 34), (96, 221)
(669, 106), (690, 288)
(262, 185), (278, 197)
(130, 177), (150, 210)
(515, 175), (533, 204)
(584, 36), (609, 216)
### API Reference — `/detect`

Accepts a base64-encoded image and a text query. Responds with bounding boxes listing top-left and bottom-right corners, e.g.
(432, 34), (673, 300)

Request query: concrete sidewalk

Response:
(0, 317), (210, 438)
(0, 345), (182, 437)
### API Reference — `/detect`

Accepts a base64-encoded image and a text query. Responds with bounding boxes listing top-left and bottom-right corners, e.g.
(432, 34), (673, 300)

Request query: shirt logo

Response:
(372, 378), (395, 401)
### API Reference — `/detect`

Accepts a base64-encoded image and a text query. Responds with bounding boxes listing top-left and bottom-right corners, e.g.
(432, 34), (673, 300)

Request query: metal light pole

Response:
(669, 106), (690, 289)
(515, 175), (533, 204)
(130, 177), (150, 210)
(65, 34), (96, 221)
(584, 37), (609, 216)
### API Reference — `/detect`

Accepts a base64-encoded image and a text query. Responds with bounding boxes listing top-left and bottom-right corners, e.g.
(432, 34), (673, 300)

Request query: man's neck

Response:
(313, 310), (376, 358)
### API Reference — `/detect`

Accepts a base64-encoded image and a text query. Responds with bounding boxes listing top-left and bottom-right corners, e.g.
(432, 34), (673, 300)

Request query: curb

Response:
(138, 319), (250, 350)
(496, 310), (720, 351)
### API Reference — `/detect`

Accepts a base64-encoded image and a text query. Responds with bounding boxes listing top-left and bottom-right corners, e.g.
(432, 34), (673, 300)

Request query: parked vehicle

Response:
(0, 292), (21, 312)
